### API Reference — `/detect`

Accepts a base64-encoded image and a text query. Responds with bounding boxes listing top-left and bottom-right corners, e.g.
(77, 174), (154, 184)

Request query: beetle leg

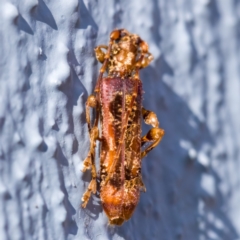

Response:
(85, 94), (97, 132)
(82, 125), (98, 208)
(94, 45), (108, 63)
(135, 39), (154, 69)
(82, 126), (99, 171)
(82, 95), (99, 208)
(139, 52), (154, 69)
(141, 107), (164, 158)
(81, 165), (97, 208)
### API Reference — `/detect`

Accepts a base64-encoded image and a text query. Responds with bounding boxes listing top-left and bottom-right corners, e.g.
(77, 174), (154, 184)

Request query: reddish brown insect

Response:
(81, 29), (164, 225)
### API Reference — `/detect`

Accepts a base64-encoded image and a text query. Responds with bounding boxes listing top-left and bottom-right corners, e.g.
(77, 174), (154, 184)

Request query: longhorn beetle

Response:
(81, 29), (164, 225)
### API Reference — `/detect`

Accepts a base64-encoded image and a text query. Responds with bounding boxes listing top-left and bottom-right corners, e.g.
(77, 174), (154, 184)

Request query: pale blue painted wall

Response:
(1, 0), (240, 239)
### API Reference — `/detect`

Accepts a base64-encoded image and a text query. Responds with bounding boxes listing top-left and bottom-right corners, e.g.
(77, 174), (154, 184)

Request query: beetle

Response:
(81, 29), (164, 225)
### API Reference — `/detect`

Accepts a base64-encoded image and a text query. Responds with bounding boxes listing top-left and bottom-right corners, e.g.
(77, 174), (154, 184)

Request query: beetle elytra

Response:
(81, 29), (164, 225)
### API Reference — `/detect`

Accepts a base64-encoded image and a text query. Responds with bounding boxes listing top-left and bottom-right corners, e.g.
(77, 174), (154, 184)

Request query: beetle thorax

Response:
(108, 35), (140, 78)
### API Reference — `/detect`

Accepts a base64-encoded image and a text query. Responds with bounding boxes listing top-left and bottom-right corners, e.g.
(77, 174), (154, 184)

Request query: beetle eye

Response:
(131, 35), (140, 46)
(135, 37), (140, 45)
(120, 31), (127, 37)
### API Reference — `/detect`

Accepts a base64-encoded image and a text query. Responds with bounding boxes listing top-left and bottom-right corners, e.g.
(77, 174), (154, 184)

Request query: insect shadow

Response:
(54, 143), (78, 236)
(53, 62), (88, 237)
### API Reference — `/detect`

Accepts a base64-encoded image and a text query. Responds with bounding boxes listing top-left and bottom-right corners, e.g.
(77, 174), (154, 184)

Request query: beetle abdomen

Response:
(101, 183), (140, 225)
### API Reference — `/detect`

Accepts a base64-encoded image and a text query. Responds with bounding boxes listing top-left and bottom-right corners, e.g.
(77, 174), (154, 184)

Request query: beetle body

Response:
(100, 77), (142, 225)
(81, 29), (164, 225)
